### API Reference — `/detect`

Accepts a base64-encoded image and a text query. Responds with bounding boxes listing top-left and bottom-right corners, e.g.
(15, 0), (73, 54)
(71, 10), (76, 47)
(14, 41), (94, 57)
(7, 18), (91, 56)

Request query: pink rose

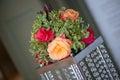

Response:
(36, 28), (54, 42)
(81, 29), (94, 45)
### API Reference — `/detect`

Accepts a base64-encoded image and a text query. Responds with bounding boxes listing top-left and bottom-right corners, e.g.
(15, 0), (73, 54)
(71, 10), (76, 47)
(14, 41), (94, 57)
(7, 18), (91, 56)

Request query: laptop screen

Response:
(85, 0), (120, 69)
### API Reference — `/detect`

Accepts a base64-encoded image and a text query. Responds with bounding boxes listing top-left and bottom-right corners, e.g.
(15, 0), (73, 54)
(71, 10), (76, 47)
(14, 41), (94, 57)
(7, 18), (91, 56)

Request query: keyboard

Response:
(38, 36), (120, 80)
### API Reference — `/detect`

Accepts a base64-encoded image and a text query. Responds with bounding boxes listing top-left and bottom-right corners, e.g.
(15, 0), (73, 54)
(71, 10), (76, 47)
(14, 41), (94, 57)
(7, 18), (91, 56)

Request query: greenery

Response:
(29, 7), (90, 64)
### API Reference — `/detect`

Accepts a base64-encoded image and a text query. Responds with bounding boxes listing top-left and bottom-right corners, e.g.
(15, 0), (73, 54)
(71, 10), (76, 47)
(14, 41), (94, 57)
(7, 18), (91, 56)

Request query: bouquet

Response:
(30, 7), (94, 67)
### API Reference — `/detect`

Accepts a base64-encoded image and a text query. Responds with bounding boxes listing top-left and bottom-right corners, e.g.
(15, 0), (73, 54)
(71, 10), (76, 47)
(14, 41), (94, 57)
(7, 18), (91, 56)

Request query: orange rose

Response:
(47, 36), (71, 60)
(60, 9), (79, 21)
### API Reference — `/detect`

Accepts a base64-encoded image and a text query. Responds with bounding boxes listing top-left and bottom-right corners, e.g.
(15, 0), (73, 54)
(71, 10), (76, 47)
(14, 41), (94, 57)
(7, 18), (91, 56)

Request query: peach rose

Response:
(59, 9), (79, 21)
(47, 36), (71, 60)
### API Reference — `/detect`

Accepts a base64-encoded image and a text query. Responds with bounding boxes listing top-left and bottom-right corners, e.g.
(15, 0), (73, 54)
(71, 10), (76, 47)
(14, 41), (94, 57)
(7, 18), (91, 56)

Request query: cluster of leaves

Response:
(29, 7), (90, 63)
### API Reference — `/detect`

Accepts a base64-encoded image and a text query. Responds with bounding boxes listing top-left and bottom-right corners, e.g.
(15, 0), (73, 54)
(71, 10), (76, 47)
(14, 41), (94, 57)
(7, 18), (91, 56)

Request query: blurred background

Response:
(0, 0), (45, 80)
(0, 0), (119, 80)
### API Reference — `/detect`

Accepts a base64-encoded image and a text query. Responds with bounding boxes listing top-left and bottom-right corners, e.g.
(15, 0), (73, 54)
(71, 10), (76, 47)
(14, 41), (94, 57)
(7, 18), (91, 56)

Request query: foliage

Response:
(29, 7), (93, 66)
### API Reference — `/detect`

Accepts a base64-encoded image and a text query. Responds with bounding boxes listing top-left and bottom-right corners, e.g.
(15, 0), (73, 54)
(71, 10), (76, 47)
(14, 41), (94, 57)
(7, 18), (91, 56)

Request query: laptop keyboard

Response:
(77, 44), (120, 80)
(39, 37), (120, 80)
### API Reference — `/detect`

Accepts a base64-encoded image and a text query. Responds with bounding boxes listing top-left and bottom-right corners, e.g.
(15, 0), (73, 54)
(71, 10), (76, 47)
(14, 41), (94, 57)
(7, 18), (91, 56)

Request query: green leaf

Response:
(78, 41), (85, 50)
(84, 32), (90, 38)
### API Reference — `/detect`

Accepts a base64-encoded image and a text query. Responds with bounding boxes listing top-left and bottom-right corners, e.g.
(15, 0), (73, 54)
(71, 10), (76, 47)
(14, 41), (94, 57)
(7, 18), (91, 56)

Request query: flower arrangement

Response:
(30, 7), (94, 67)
